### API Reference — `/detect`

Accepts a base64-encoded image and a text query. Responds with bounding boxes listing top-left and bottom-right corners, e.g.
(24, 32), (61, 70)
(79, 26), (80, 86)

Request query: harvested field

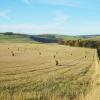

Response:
(0, 43), (98, 100)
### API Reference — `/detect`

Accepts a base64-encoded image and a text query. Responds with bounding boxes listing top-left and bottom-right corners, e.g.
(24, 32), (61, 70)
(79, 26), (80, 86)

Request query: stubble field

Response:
(0, 43), (98, 100)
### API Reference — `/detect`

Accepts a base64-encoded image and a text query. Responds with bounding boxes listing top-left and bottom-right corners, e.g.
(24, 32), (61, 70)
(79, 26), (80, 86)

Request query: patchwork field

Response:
(0, 43), (99, 100)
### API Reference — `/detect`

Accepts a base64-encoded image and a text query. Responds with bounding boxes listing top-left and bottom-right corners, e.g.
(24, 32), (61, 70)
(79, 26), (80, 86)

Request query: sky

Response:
(0, 0), (100, 35)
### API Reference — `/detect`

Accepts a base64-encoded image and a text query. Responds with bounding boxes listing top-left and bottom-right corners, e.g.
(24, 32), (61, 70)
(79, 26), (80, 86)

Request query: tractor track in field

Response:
(82, 55), (100, 100)
(1, 55), (91, 75)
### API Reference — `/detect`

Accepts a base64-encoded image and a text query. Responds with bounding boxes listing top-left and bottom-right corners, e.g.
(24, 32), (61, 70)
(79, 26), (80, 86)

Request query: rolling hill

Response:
(0, 32), (100, 43)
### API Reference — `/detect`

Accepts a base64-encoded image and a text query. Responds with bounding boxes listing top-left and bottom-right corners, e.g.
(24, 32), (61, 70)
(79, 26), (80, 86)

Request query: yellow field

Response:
(0, 43), (98, 100)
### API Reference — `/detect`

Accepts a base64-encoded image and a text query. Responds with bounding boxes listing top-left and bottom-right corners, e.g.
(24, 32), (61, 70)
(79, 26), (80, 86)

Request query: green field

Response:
(0, 33), (100, 43)
(0, 34), (37, 43)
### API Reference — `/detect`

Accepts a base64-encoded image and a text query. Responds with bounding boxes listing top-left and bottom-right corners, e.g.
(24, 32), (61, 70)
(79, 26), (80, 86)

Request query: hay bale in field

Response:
(55, 60), (59, 66)
(53, 55), (56, 58)
(39, 52), (41, 55)
(11, 51), (15, 56)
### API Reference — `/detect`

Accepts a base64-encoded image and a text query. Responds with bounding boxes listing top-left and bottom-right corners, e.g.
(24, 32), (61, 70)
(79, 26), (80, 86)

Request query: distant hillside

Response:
(0, 33), (78, 43)
(0, 33), (58, 43)
(30, 34), (58, 43)
(78, 34), (100, 41)
(33, 34), (100, 41)
(37, 34), (81, 40)
(0, 33), (37, 43)
(0, 32), (100, 43)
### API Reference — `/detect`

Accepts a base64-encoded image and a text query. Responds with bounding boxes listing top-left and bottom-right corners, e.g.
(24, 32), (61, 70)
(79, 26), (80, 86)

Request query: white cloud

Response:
(0, 23), (66, 34)
(0, 10), (10, 19)
(0, 10), (69, 34)
(53, 11), (69, 24)
(0, 23), (100, 35)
